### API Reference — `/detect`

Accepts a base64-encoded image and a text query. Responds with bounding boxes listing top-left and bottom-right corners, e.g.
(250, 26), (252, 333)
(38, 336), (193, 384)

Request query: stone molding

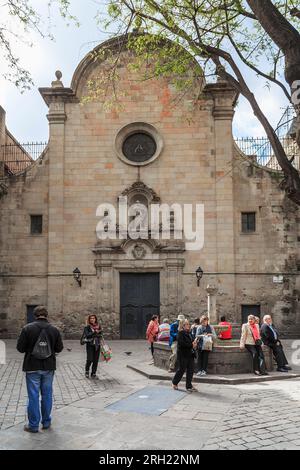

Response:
(115, 122), (164, 167)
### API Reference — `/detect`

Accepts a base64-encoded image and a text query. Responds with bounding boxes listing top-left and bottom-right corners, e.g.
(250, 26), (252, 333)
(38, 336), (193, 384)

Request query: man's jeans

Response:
(26, 370), (54, 431)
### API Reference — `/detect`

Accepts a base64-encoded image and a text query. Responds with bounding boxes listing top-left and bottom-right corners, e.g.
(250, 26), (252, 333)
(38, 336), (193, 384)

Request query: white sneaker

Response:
(196, 371), (202, 377)
(202, 371), (207, 376)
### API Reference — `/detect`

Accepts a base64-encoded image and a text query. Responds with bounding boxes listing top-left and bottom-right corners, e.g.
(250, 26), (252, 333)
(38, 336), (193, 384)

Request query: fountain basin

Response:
(153, 341), (274, 375)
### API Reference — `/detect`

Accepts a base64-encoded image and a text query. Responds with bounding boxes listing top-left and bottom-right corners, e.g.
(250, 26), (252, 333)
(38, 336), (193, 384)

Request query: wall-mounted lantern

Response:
(73, 267), (82, 287)
(196, 266), (204, 287)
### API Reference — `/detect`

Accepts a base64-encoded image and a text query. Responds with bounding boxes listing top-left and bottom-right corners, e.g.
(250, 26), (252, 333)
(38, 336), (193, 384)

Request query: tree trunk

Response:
(246, 0), (300, 205)
(246, 0), (300, 86)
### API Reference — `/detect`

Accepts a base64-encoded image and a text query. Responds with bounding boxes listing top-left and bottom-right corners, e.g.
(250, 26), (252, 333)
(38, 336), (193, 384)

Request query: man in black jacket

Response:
(17, 306), (64, 433)
(260, 315), (291, 373)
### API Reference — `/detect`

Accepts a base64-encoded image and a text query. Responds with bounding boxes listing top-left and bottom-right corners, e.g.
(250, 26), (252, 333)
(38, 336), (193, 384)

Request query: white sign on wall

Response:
(273, 275), (284, 284)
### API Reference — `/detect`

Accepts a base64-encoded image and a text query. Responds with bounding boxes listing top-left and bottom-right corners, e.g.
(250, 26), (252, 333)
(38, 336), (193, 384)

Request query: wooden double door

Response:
(120, 273), (160, 339)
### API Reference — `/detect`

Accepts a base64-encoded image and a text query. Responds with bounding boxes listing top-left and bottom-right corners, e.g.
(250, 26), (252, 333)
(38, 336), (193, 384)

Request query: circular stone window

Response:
(122, 132), (157, 163)
(115, 123), (163, 167)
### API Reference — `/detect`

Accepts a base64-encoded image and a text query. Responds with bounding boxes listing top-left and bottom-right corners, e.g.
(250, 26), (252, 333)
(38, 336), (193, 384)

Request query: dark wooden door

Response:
(26, 305), (38, 324)
(241, 305), (261, 325)
(120, 273), (160, 339)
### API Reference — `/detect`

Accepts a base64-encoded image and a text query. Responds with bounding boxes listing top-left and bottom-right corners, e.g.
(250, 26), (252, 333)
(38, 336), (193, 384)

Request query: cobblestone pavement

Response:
(0, 359), (118, 430)
(203, 380), (300, 450)
(0, 339), (300, 450)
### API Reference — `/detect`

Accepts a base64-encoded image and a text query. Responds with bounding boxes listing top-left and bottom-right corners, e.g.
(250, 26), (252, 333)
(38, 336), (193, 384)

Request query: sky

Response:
(0, 0), (291, 144)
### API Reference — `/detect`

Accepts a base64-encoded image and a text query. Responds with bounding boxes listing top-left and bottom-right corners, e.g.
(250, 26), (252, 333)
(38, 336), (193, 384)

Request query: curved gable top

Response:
(70, 33), (205, 97)
(71, 34), (134, 96)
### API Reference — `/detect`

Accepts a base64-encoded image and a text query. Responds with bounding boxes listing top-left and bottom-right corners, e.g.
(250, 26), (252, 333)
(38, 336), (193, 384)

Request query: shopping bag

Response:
(100, 340), (112, 362)
(202, 335), (213, 351)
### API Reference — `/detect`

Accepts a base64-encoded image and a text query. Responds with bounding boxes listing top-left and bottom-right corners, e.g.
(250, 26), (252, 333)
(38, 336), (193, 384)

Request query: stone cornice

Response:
(39, 87), (78, 107)
(46, 113), (67, 124)
(203, 81), (238, 121)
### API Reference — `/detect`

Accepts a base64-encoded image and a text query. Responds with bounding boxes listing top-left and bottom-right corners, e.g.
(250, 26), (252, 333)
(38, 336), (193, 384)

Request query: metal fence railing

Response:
(235, 137), (300, 171)
(1, 138), (299, 174)
(0, 142), (47, 173)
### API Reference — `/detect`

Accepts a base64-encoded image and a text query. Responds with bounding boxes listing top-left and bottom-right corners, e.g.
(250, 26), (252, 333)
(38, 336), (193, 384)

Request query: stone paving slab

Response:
(127, 362), (300, 385)
(106, 385), (186, 416)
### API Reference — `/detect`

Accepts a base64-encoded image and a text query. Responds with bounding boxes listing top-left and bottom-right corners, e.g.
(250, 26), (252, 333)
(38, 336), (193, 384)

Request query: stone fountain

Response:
(153, 284), (274, 374)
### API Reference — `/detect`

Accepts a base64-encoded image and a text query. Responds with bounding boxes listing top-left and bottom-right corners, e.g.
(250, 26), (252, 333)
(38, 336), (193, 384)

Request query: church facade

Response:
(0, 36), (299, 339)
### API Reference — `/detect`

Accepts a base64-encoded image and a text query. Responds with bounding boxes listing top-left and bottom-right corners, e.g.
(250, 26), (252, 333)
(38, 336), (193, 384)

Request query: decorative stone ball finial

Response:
(51, 70), (64, 88)
(55, 70), (62, 81)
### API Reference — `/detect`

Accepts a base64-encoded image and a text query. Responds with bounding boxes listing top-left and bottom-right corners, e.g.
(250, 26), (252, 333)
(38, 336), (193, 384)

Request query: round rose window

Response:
(122, 132), (157, 163)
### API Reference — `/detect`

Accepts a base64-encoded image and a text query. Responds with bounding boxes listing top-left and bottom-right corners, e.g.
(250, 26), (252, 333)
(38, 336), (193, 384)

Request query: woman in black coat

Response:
(172, 320), (198, 392)
(81, 315), (103, 378)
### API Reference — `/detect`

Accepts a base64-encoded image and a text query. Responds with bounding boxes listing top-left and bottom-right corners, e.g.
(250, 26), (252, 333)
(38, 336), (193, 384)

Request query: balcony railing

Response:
(0, 142), (48, 174)
(235, 136), (300, 171)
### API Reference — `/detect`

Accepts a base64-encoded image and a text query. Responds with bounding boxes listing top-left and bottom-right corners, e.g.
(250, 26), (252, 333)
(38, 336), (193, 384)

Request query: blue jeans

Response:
(26, 371), (54, 431)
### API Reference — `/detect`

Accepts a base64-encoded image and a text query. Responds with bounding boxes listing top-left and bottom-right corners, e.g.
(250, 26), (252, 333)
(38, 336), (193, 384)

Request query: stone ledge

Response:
(127, 363), (300, 385)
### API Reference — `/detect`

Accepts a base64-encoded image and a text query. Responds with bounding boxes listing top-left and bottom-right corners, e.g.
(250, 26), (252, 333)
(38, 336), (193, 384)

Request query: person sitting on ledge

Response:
(218, 316), (232, 341)
(240, 314), (268, 376)
(158, 318), (170, 343)
(260, 315), (292, 373)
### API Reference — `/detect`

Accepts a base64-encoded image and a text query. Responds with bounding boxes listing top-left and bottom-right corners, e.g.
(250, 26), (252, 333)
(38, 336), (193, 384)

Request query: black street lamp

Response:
(196, 266), (204, 287)
(73, 267), (82, 287)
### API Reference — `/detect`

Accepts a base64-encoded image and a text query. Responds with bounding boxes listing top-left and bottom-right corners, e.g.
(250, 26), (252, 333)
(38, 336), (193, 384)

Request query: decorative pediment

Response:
(120, 181), (160, 204)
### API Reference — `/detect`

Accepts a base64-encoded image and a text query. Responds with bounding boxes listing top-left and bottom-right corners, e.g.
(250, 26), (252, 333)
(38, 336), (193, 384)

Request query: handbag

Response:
(250, 326), (262, 346)
(80, 332), (93, 346)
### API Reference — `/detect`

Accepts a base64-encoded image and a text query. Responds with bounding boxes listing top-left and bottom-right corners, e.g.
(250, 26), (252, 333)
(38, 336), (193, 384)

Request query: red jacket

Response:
(219, 321), (232, 340)
(146, 320), (159, 343)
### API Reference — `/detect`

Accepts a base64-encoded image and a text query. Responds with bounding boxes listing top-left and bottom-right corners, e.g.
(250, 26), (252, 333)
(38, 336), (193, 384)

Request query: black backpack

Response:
(31, 324), (52, 360)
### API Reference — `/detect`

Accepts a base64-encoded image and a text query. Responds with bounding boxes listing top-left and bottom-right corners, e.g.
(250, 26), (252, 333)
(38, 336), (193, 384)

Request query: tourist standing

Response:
(16, 306), (64, 433)
(219, 316), (232, 341)
(190, 318), (200, 341)
(261, 315), (291, 372)
(168, 314), (185, 373)
(172, 320), (198, 392)
(146, 315), (159, 357)
(158, 318), (171, 343)
(240, 315), (268, 376)
(196, 315), (216, 377)
(81, 314), (103, 379)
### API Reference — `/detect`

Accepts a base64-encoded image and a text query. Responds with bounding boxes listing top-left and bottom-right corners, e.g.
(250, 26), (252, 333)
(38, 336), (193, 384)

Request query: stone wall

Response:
(0, 37), (299, 339)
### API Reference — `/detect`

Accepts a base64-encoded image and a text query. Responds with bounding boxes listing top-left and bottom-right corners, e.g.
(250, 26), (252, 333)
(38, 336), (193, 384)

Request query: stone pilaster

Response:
(41, 73), (68, 317)
(166, 259), (185, 315)
(0, 106), (5, 148)
(204, 81), (237, 317)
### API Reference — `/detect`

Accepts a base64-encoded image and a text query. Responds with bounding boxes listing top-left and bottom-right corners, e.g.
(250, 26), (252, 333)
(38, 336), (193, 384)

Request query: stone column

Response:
(207, 285), (218, 324)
